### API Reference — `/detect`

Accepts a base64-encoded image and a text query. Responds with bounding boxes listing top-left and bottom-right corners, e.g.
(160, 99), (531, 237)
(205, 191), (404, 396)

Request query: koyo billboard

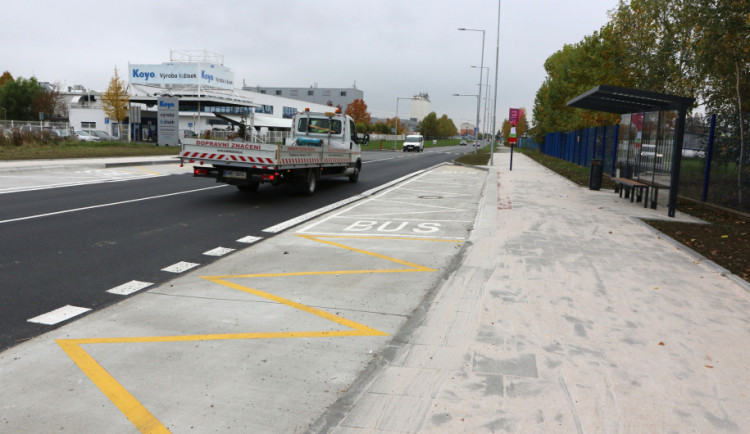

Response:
(129, 63), (234, 90)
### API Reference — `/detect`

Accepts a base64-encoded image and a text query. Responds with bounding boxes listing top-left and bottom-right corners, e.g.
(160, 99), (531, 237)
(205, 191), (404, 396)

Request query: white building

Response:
(67, 50), (338, 142)
(409, 92), (431, 122)
(245, 83), (363, 109)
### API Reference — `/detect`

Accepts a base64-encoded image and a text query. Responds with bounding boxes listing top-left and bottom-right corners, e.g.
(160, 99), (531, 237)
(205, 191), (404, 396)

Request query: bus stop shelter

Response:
(567, 85), (695, 217)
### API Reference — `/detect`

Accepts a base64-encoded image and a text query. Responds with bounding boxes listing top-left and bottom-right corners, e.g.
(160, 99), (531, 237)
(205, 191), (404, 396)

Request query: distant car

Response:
(180, 129), (197, 138)
(402, 134), (425, 152)
(460, 140), (467, 146)
(75, 130), (100, 142)
(88, 130), (113, 141)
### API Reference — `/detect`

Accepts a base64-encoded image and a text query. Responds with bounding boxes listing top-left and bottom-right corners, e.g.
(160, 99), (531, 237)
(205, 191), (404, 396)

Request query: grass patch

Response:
(515, 148), (615, 190)
(362, 138), (463, 151)
(455, 149), (491, 166)
(0, 141), (180, 160)
(516, 147), (748, 283)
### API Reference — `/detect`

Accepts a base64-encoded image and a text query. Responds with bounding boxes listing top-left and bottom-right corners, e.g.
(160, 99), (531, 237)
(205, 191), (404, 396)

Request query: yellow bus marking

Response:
(56, 235), (460, 433)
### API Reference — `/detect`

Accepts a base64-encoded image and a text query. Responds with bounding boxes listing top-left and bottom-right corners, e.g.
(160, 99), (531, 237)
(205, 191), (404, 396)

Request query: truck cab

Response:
(402, 134), (424, 152)
(291, 109), (369, 150)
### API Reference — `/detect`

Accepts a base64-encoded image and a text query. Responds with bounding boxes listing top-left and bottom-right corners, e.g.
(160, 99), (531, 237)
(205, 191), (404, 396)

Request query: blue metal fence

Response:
(541, 113), (749, 213)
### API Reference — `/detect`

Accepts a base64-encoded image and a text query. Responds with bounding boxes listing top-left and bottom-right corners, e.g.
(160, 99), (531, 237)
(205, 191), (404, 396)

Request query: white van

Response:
(402, 134), (424, 152)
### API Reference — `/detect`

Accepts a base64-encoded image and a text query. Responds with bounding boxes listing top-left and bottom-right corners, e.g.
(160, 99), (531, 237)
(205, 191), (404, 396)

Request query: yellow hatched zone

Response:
(56, 234), (461, 433)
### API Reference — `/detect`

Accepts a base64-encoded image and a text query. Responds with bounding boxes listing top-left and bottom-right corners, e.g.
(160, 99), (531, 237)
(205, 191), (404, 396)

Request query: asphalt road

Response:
(0, 147), (470, 351)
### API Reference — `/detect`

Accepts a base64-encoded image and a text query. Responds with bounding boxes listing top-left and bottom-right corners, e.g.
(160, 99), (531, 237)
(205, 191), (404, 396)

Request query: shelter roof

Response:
(566, 85), (694, 114)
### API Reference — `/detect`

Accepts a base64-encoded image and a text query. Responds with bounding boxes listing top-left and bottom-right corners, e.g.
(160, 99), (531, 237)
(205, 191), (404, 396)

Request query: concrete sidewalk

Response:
(313, 149), (750, 433)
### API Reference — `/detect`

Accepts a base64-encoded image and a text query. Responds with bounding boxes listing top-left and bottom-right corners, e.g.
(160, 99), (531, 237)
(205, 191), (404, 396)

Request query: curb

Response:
(0, 158), (179, 174)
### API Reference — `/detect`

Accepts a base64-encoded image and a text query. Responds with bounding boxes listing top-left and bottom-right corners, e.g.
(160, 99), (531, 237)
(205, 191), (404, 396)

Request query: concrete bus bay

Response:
(0, 164), (487, 433)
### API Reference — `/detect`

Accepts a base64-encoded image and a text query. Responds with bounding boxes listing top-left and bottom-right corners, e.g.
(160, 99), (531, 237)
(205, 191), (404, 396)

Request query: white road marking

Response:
(262, 167), (437, 233)
(0, 185), (227, 225)
(298, 165), (480, 235)
(203, 247), (235, 257)
(161, 261), (200, 273)
(28, 305), (91, 325)
(237, 236), (263, 244)
(107, 280), (153, 296)
(298, 230), (466, 240)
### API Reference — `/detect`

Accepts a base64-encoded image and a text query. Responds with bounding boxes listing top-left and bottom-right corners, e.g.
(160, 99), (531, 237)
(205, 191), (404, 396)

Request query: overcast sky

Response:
(4, 0), (619, 128)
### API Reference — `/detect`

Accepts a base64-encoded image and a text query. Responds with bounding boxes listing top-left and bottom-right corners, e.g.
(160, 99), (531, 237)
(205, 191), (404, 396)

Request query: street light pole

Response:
(472, 66), (490, 143)
(394, 97), (411, 150)
(459, 27), (485, 154)
(490, 1), (502, 166)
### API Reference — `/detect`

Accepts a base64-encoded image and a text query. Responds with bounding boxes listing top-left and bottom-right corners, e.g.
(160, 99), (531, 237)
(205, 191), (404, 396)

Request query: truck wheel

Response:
(348, 164), (360, 183)
(301, 168), (318, 195)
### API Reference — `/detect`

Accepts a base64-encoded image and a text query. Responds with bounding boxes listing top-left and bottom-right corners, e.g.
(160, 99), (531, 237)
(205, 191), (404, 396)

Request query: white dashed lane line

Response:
(161, 261), (200, 273)
(107, 280), (154, 296)
(25, 235), (265, 328)
(203, 247), (235, 257)
(237, 235), (263, 244)
(27, 305), (91, 325)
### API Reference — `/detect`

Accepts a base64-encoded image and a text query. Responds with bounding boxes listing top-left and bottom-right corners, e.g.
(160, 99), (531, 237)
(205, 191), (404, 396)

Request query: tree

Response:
(0, 71), (13, 87)
(345, 98), (371, 124)
(436, 115), (458, 138)
(33, 82), (67, 120)
(355, 121), (371, 134)
(371, 121), (391, 134)
(689, 0), (749, 205)
(515, 109), (528, 138)
(0, 76), (46, 120)
(382, 116), (407, 135)
(101, 67), (130, 140)
(417, 112), (438, 139)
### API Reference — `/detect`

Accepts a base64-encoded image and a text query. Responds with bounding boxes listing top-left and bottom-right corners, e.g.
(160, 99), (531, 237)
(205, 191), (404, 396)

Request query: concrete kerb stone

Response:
(0, 156), (180, 174)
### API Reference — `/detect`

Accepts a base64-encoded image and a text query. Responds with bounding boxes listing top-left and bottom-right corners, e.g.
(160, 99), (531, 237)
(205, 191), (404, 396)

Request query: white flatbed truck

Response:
(181, 109), (368, 195)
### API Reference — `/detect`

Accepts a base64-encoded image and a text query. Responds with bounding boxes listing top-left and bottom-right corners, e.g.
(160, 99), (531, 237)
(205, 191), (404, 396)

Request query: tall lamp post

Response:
(453, 93), (480, 153)
(472, 65), (490, 142)
(490, 1), (502, 166)
(459, 27), (485, 154)
(394, 97), (411, 150)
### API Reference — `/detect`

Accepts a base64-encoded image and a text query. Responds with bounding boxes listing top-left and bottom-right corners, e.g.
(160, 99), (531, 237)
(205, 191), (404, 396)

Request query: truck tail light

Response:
(194, 167), (209, 176)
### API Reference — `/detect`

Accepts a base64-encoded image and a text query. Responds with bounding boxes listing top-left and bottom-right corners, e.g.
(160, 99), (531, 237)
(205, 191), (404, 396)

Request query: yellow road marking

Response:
(56, 235), (460, 433)
(56, 339), (170, 434)
(135, 166), (163, 175)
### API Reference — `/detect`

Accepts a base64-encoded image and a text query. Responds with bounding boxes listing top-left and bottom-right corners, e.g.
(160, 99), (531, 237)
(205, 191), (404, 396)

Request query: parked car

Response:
(88, 130), (112, 141)
(19, 125), (43, 137)
(46, 128), (74, 140)
(180, 129), (197, 138)
(75, 130), (100, 142)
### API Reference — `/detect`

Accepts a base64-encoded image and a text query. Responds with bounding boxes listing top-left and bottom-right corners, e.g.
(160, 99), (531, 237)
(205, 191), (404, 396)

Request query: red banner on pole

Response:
(509, 108), (520, 125)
